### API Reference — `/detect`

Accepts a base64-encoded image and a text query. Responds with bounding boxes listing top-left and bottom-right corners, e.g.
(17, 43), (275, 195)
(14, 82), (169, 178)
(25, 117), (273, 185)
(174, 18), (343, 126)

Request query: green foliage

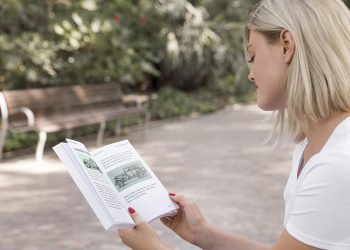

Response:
(156, 0), (220, 90)
(4, 132), (38, 152)
(0, 0), (257, 92)
(149, 87), (220, 120)
(0, 0), (163, 90)
(207, 71), (255, 104)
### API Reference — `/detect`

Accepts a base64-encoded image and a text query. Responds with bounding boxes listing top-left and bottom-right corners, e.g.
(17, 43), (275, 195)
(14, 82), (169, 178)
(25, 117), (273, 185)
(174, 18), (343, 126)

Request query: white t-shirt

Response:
(284, 116), (350, 250)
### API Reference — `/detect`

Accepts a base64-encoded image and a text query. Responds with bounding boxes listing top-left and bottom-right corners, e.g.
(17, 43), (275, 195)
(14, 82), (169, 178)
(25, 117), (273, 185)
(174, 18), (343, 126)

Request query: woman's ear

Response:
(280, 30), (295, 64)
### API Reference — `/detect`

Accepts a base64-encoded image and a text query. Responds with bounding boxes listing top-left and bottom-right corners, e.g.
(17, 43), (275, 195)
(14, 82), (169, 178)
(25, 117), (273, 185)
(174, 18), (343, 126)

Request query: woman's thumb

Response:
(169, 193), (189, 207)
(128, 207), (144, 224)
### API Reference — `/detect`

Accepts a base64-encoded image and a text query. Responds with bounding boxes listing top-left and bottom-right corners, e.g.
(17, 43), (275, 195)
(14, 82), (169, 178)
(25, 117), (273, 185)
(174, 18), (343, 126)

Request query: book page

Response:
(53, 143), (113, 230)
(65, 139), (133, 226)
(91, 140), (178, 223)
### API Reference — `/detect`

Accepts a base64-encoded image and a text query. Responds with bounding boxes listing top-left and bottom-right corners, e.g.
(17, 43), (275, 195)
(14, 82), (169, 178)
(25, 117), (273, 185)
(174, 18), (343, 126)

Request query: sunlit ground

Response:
(0, 105), (294, 250)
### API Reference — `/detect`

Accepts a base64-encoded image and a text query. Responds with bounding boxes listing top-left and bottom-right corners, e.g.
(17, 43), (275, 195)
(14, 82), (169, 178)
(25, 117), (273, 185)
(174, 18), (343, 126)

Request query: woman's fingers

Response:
(160, 217), (171, 227)
(168, 193), (191, 208)
(161, 214), (177, 225)
(117, 207), (167, 250)
(117, 207), (144, 238)
(128, 207), (144, 225)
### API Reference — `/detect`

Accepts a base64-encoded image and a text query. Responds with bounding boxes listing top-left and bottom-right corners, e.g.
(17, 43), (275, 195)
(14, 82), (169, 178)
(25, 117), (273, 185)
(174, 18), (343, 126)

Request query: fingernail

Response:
(169, 193), (176, 196)
(128, 207), (135, 214)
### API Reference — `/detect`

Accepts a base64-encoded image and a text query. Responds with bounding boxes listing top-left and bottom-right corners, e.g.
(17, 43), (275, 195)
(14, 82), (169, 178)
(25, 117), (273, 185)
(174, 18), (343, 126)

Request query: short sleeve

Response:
(285, 152), (350, 250)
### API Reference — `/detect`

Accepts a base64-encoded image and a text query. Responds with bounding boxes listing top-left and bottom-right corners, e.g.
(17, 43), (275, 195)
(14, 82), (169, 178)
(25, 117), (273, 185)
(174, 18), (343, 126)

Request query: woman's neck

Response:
(303, 112), (350, 161)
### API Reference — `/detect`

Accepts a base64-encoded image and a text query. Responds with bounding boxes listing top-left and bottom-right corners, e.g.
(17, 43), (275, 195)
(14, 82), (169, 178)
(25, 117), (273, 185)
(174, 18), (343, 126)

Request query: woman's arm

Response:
(164, 194), (320, 250)
(194, 223), (270, 250)
(161, 194), (270, 250)
(195, 225), (320, 250)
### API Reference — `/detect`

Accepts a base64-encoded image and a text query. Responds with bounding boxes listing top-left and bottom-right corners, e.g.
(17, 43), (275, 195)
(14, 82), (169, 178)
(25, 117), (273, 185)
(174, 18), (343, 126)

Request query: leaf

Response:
(140, 61), (160, 76)
(53, 24), (65, 35)
(81, 0), (98, 11)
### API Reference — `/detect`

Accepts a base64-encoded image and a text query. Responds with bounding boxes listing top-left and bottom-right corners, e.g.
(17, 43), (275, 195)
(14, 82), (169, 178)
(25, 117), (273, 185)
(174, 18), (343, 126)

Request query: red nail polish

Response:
(169, 193), (176, 196)
(128, 207), (135, 214)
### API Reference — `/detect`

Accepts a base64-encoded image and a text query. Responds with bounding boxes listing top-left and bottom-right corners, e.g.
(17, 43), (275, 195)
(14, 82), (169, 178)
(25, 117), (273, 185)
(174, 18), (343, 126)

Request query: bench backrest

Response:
(2, 83), (122, 115)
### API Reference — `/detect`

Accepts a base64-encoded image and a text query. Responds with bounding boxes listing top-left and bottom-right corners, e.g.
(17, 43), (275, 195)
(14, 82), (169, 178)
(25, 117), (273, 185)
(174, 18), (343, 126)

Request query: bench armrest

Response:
(122, 95), (149, 108)
(11, 107), (36, 127)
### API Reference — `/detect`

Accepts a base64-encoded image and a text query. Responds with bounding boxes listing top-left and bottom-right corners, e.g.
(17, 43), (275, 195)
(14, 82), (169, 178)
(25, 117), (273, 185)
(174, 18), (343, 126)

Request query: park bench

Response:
(0, 83), (150, 162)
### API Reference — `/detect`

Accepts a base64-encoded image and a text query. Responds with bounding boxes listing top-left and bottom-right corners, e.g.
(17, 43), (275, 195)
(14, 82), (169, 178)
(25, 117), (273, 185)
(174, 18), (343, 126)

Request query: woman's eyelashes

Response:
(248, 55), (255, 63)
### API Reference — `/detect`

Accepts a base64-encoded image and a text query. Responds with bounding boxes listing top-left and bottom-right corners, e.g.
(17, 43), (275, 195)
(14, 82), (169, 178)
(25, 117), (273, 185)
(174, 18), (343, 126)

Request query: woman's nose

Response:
(248, 72), (255, 82)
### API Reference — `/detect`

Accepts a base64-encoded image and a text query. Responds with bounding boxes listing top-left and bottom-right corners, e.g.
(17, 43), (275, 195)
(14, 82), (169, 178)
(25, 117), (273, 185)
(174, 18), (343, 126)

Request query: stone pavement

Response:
(0, 105), (295, 250)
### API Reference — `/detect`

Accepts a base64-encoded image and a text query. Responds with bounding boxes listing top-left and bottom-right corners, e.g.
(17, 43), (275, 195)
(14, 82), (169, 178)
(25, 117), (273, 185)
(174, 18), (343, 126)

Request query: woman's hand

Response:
(160, 194), (210, 247)
(118, 207), (170, 250)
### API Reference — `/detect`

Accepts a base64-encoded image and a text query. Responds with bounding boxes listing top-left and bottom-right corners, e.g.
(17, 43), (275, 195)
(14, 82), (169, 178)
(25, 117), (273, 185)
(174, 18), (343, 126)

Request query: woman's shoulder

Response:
(301, 150), (350, 184)
(320, 116), (350, 156)
(314, 151), (350, 167)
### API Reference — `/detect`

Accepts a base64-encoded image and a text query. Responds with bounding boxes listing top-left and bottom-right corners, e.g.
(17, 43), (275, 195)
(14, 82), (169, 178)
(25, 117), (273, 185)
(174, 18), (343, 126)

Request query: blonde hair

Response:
(244, 0), (350, 142)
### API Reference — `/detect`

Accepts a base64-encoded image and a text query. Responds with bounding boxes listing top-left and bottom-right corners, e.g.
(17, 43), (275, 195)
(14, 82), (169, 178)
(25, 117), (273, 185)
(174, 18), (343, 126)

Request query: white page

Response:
(53, 143), (113, 230)
(91, 140), (178, 223)
(65, 139), (134, 226)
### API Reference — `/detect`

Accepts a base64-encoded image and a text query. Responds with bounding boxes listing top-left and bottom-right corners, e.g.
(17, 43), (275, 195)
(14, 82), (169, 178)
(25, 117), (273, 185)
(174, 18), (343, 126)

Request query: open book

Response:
(53, 139), (178, 230)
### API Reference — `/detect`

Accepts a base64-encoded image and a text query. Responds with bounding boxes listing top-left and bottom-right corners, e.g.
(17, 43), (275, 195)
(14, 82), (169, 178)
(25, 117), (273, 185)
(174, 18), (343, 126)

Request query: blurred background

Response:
(0, 0), (260, 155)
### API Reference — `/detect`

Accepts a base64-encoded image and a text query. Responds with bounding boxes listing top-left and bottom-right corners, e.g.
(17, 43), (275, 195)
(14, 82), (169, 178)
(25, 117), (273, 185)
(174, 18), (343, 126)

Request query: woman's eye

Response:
(248, 56), (255, 63)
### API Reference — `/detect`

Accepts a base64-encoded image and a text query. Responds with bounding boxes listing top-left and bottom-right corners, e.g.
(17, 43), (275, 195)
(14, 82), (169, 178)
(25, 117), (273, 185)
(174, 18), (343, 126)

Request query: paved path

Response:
(0, 105), (294, 250)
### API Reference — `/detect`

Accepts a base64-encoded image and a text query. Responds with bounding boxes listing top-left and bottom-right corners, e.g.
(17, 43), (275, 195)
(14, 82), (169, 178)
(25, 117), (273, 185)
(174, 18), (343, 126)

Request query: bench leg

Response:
(138, 116), (143, 131)
(66, 129), (73, 139)
(144, 111), (151, 135)
(97, 122), (106, 147)
(36, 131), (47, 163)
(114, 120), (121, 136)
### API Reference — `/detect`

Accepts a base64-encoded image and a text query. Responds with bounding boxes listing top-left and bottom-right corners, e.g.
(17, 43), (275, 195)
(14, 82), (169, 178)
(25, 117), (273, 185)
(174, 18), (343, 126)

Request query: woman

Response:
(118, 0), (350, 249)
